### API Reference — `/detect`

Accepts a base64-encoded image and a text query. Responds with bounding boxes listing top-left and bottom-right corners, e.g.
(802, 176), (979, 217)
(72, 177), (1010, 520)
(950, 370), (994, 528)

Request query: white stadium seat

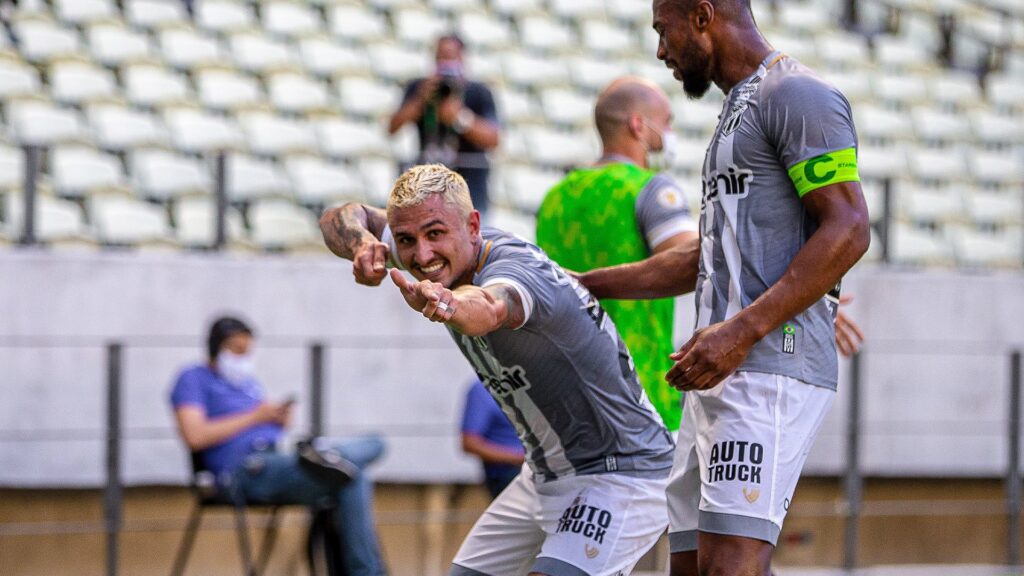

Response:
(549, 0), (605, 19)
(0, 145), (24, 192)
(125, 0), (188, 30)
(495, 88), (540, 124)
(195, 69), (264, 111)
(429, 0), (482, 13)
(336, 77), (401, 118)
(953, 225), (1023, 267)
(160, 27), (226, 70)
(896, 182), (964, 223)
(7, 100), (87, 146)
(503, 165), (565, 213)
(456, 12), (514, 49)
(367, 42), (432, 82)
(53, 0), (116, 25)
(299, 36), (371, 78)
(14, 19), (82, 64)
(910, 106), (970, 144)
(487, 206), (536, 243)
(249, 199), (322, 250)
(540, 88), (595, 127)
(131, 149), (213, 200)
(502, 53), (570, 88)
(0, 61), (42, 100)
(908, 146), (968, 184)
(316, 118), (391, 159)
(196, 0), (256, 34)
(230, 32), (301, 74)
(164, 108), (247, 153)
(581, 19), (635, 55)
(393, 8), (450, 47)
(4, 193), (94, 245)
(969, 109), (1024, 146)
(124, 64), (193, 108)
(50, 146), (127, 197)
(857, 145), (909, 180)
(875, 35), (934, 70)
(267, 72), (331, 114)
(263, 1), (322, 38)
(890, 221), (955, 266)
(173, 196), (247, 247)
(238, 113), (319, 157)
(873, 73), (930, 107)
(606, 0), (653, 25)
(489, 0), (543, 18)
(88, 105), (169, 152)
(927, 71), (983, 110)
(49, 62), (118, 106)
(523, 127), (595, 169)
(91, 195), (175, 247)
(816, 32), (871, 69)
(968, 150), (1023, 187)
(566, 56), (632, 92)
(88, 24), (155, 67)
(966, 188), (1024, 226)
(328, 4), (389, 43)
(357, 157), (399, 205)
(987, 73), (1024, 110)
(284, 155), (365, 204)
(519, 16), (577, 53)
(226, 155), (292, 201)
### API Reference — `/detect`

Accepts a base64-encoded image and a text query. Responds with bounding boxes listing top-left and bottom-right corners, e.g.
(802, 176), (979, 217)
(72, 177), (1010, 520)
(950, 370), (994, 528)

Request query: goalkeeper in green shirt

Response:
(536, 77), (698, 431)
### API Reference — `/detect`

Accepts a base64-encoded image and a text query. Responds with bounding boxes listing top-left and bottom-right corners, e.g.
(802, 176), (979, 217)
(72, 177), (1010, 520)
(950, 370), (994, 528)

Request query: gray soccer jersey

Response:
(388, 226), (676, 482)
(695, 52), (859, 390)
(637, 172), (698, 249)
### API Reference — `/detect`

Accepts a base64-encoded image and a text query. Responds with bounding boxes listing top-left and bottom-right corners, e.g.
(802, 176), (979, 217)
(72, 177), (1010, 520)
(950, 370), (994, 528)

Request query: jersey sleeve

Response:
(380, 224), (403, 270)
(170, 368), (206, 410)
(475, 246), (565, 331)
(400, 78), (422, 106)
(635, 173), (697, 249)
(762, 74), (860, 197)
(469, 83), (499, 124)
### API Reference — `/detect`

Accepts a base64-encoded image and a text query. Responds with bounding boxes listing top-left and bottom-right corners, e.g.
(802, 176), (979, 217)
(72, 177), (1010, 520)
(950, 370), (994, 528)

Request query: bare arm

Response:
(461, 433), (525, 466)
(389, 269), (526, 337)
(319, 203), (392, 286)
(578, 234), (701, 299)
(667, 181), (870, 390)
(174, 403), (287, 452)
(388, 77), (437, 134)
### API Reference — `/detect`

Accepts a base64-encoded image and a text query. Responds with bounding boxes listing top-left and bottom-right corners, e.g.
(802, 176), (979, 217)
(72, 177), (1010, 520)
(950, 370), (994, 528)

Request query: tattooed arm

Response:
(320, 203), (391, 286)
(389, 269), (527, 336)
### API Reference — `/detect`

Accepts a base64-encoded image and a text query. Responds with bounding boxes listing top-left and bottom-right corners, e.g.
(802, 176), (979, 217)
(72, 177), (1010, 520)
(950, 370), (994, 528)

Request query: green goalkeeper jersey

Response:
(536, 161), (695, 431)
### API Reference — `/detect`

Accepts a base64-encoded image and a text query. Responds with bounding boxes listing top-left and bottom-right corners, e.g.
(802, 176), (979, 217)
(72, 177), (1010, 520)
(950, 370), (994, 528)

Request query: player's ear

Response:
(467, 209), (481, 235)
(627, 113), (645, 140)
(694, 1), (714, 31)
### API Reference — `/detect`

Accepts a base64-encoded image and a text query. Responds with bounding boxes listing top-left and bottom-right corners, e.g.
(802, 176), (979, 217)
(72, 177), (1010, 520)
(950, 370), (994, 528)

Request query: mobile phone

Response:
(282, 394), (298, 407)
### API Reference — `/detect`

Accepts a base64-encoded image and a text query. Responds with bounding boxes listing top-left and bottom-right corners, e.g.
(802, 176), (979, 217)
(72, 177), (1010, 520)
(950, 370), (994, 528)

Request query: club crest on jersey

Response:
(703, 165), (753, 205)
(721, 75), (762, 136)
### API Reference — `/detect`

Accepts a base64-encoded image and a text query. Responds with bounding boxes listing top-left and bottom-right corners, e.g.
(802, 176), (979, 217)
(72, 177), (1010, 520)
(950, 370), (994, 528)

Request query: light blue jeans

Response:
(231, 434), (387, 576)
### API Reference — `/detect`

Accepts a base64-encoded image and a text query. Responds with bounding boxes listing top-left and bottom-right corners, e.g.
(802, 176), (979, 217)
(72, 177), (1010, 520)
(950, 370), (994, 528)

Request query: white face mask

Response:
(643, 119), (678, 172)
(216, 350), (256, 386)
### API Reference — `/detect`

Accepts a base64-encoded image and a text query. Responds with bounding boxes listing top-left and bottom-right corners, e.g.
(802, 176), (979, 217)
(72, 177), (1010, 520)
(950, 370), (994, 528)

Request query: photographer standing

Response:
(388, 35), (500, 214)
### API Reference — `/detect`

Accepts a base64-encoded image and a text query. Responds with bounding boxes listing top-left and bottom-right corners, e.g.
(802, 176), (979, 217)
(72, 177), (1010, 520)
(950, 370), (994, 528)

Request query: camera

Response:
(436, 75), (461, 100)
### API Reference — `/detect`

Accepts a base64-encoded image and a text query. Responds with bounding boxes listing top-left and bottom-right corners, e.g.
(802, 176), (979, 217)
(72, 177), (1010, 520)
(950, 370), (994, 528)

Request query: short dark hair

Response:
(437, 33), (465, 50)
(207, 316), (253, 360)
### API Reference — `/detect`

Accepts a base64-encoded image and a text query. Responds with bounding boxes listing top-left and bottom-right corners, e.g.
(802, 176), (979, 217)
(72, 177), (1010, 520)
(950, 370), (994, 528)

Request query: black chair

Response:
(170, 452), (282, 576)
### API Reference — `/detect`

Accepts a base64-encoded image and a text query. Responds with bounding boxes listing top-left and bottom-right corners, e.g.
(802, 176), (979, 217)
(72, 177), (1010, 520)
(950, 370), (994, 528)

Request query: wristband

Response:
(452, 108), (475, 134)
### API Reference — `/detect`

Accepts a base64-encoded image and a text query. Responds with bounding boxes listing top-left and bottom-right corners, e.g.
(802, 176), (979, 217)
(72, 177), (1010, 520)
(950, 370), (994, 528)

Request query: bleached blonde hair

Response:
(387, 164), (473, 218)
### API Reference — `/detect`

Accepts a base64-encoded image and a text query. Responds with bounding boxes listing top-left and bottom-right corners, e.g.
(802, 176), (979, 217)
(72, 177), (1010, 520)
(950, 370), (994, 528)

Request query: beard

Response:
(678, 38), (713, 99)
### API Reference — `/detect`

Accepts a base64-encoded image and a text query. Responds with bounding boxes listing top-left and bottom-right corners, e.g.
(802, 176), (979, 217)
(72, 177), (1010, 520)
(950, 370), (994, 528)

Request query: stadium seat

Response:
(875, 35), (934, 70)
(502, 53), (570, 88)
(226, 154), (292, 202)
(3, 192), (95, 246)
(816, 32), (872, 69)
(456, 12), (514, 49)
(316, 118), (391, 159)
(87, 105), (169, 152)
(124, 0), (189, 30)
(911, 106), (970, 144)
(566, 56), (632, 92)
(606, 0), (654, 25)
(336, 77), (401, 118)
(87, 23), (156, 67)
(130, 149), (213, 200)
(90, 194), (177, 248)
(968, 149), (1023, 187)
(172, 196), (247, 248)
(908, 146), (968, 184)
(267, 72), (332, 115)
(856, 104), (914, 143)
(986, 72), (1024, 111)
(952, 224), (1024, 267)
(890, 221), (956, 266)
(498, 128), (529, 164)
(631, 59), (681, 92)
(540, 88), (595, 127)
(230, 32), (301, 74)
(299, 36), (371, 78)
(821, 69), (873, 103)
(327, 4), (390, 43)
(53, 0), (116, 26)
(195, 0), (257, 35)
(50, 145), (128, 198)
(897, 182), (964, 224)
(768, 31), (818, 65)
(857, 144), (909, 180)
(463, 50), (505, 85)
(164, 107), (247, 154)
(237, 112), (319, 157)
(429, 0), (482, 13)
(160, 27), (227, 71)
(969, 109), (1024, 146)
(0, 59), (42, 100)
(549, 0), (605, 19)
(495, 88), (540, 124)
(519, 16), (577, 53)
(523, 126), (594, 169)
(123, 64), (193, 109)
(249, 199), (323, 251)
(489, 0), (543, 18)
(364, 0), (420, 9)
(502, 165), (566, 213)
(7, 99), (88, 146)
(672, 97), (723, 137)
(873, 72), (930, 108)
(0, 145), (25, 193)
(367, 42), (432, 82)
(14, 18), (82, 64)
(487, 205), (537, 242)
(965, 188), (1024, 226)
(262, 1), (323, 38)
(927, 71), (983, 110)
(357, 157), (399, 205)
(195, 68), (265, 112)
(49, 62), (118, 107)
(393, 7), (450, 47)
(673, 137), (710, 173)
(284, 155), (365, 205)
(580, 19), (635, 55)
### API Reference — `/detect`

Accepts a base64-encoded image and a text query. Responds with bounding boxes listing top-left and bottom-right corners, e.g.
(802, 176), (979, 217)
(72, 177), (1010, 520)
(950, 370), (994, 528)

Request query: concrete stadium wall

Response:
(0, 250), (1022, 487)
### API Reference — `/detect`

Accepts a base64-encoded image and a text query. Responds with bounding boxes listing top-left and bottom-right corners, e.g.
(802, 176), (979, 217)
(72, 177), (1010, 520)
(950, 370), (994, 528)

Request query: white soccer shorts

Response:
(450, 464), (669, 576)
(667, 371), (834, 551)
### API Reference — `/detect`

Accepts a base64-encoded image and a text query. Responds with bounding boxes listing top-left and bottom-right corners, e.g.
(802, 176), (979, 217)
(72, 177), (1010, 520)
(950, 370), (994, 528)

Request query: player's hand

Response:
(352, 240), (389, 286)
(834, 294), (864, 357)
(254, 402), (292, 427)
(666, 319), (758, 391)
(390, 269), (457, 323)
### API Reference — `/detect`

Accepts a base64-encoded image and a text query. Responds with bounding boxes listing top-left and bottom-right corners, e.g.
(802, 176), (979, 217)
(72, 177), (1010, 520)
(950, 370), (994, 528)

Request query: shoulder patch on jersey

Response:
(657, 186), (685, 209)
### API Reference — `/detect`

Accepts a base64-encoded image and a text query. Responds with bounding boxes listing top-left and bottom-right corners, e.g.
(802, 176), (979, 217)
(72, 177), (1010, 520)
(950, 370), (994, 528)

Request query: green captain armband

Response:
(787, 147), (860, 197)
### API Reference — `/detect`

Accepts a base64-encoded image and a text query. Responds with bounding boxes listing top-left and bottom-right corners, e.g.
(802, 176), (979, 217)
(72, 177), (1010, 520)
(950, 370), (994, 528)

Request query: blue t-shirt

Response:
(170, 364), (283, 479)
(460, 379), (524, 481)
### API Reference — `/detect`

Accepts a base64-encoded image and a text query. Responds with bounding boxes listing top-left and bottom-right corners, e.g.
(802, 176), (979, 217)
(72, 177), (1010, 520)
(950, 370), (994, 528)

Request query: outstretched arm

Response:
(577, 235), (701, 299)
(389, 269), (526, 337)
(319, 203), (391, 286)
(461, 433), (525, 466)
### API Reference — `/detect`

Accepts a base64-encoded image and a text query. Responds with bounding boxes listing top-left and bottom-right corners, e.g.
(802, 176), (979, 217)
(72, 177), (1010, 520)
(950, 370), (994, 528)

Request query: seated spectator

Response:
(459, 379), (524, 499)
(170, 316), (387, 576)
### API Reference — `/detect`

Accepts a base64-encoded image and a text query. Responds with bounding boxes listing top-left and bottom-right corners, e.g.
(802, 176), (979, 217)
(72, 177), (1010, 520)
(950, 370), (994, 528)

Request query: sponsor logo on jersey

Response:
(556, 502), (614, 545)
(707, 440), (764, 485)
(481, 364), (532, 397)
(703, 165), (754, 206)
(585, 544), (601, 559)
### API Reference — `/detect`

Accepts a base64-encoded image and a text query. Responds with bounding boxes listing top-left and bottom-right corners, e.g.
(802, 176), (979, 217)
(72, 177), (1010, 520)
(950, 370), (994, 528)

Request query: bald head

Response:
(595, 77), (671, 142)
